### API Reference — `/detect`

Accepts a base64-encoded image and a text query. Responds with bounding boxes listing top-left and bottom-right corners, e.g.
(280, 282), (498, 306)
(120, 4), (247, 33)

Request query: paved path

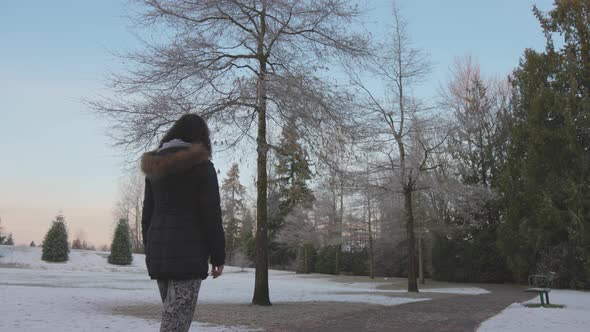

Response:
(271, 284), (534, 332)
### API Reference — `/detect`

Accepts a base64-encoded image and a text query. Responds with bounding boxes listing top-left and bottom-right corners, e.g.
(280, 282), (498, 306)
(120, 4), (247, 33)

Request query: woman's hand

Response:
(211, 265), (224, 279)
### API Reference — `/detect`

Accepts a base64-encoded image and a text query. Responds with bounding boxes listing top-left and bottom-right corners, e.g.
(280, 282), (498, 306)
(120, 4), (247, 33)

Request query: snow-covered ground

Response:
(1, 246), (436, 331)
(478, 290), (590, 332)
(9, 245), (560, 331)
(0, 245), (146, 272)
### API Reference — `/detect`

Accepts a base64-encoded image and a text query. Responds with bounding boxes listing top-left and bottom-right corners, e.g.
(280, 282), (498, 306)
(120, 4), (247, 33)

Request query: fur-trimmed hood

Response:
(141, 143), (209, 178)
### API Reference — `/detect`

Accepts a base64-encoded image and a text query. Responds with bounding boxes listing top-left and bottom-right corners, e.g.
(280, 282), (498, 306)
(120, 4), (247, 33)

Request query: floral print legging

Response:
(157, 279), (202, 332)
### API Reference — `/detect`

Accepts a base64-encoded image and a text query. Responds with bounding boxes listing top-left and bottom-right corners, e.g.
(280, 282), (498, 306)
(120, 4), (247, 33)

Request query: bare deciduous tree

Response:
(349, 4), (448, 292)
(88, 0), (370, 305)
(114, 172), (145, 253)
(362, 163), (377, 280)
(438, 55), (510, 232)
(439, 55), (506, 189)
(233, 250), (252, 272)
(277, 206), (319, 273)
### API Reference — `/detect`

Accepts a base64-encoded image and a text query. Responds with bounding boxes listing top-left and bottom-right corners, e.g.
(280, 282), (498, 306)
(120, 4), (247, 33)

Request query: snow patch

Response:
(478, 290), (590, 332)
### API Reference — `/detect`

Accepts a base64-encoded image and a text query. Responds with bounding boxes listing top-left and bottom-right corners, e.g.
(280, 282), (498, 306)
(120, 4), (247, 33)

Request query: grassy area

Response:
(524, 303), (566, 309)
(294, 273), (488, 292)
(375, 279), (471, 291)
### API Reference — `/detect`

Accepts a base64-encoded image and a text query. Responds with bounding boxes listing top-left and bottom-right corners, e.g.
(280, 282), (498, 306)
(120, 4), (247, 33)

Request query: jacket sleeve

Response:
(141, 177), (154, 250)
(202, 162), (226, 266)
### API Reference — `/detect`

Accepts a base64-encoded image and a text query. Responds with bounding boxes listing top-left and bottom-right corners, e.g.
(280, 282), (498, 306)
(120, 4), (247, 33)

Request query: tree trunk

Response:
(304, 246), (308, 274)
(419, 235), (425, 285)
(252, 1), (271, 306)
(135, 201), (140, 252)
(404, 185), (419, 292)
(330, 171), (339, 275)
(335, 170), (344, 275)
(367, 189), (375, 280)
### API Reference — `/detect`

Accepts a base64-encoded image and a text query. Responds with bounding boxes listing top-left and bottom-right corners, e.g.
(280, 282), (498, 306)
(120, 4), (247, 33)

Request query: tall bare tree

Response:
(349, 4), (447, 292)
(439, 55), (506, 189)
(89, 0), (369, 305)
(436, 55), (511, 237)
(363, 162), (376, 279)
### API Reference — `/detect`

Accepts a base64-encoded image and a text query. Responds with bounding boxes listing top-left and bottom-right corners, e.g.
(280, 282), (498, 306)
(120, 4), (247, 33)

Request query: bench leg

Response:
(539, 293), (545, 306)
(545, 292), (550, 305)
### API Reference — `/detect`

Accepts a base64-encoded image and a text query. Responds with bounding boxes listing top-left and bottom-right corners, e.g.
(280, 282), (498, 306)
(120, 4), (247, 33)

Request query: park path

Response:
(270, 284), (534, 332)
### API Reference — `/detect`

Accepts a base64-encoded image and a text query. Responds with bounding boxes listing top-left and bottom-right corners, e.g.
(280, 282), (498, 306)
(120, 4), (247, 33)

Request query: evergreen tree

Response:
(241, 208), (255, 240)
(0, 217), (6, 245)
(436, 56), (511, 283)
(269, 118), (316, 269)
(448, 75), (496, 187)
(498, 0), (590, 288)
(42, 215), (70, 262)
(109, 219), (133, 265)
(221, 163), (247, 264)
(30, 241), (36, 247)
(271, 118), (315, 235)
(5, 234), (14, 246)
(72, 238), (83, 250)
(240, 208), (257, 263)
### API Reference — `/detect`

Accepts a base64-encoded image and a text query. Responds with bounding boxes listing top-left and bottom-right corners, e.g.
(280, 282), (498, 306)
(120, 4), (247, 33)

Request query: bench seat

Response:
(524, 273), (556, 306)
(524, 288), (551, 293)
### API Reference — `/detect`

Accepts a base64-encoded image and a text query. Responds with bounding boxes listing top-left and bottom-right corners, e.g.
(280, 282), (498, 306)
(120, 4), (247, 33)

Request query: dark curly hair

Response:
(159, 114), (212, 156)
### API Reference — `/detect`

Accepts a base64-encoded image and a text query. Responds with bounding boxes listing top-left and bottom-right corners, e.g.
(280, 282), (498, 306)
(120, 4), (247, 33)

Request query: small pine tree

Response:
(72, 238), (83, 249)
(42, 215), (70, 262)
(5, 234), (14, 246)
(108, 219), (133, 265)
(0, 217), (6, 244)
(30, 241), (36, 247)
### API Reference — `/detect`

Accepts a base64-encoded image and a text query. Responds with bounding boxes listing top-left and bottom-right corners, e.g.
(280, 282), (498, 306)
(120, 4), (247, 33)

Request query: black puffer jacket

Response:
(141, 143), (225, 280)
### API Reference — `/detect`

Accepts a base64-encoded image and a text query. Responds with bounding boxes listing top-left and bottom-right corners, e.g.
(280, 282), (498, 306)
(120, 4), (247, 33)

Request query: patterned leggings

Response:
(157, 279), (202, 332)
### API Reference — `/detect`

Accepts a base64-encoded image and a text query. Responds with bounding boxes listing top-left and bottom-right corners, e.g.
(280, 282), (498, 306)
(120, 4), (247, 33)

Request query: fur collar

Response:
(141, 143), (209, 178)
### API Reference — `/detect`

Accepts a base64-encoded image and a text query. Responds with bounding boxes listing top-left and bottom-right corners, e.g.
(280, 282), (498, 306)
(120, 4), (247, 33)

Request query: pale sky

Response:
(0, 0), (553, 247)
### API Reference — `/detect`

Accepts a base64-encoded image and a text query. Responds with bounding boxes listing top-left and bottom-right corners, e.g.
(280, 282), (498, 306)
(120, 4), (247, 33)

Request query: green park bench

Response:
(524, 272), (556, 306)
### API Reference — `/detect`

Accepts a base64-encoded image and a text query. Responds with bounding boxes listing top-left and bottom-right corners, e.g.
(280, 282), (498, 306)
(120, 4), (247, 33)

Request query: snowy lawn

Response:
(478, 289), (590, 332)
(0, 246), (442, 331)
(0, 245), (146, 272)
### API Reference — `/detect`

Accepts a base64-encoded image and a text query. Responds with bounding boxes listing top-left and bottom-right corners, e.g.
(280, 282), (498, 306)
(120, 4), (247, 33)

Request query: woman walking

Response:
(141, 114), (225, 332)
